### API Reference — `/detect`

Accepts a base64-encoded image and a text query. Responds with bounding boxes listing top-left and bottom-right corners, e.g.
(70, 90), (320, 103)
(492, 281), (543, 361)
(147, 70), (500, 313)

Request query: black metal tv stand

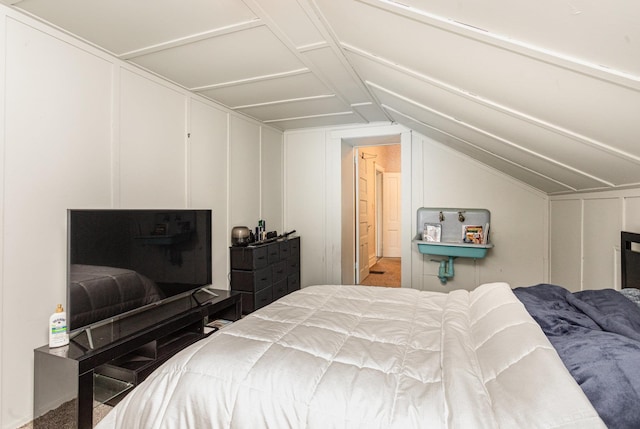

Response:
(33, 289), (241, 429)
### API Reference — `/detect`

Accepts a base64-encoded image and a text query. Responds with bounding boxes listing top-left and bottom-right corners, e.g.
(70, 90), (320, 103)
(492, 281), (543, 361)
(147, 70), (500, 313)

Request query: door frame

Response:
(375, 164), (385, 258)
(347, 142), (404, 285)
(336, 125), (412, 287)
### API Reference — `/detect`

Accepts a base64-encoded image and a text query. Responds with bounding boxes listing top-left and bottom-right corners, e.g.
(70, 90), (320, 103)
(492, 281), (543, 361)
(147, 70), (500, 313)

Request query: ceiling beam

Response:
(118, 19), (263, 60)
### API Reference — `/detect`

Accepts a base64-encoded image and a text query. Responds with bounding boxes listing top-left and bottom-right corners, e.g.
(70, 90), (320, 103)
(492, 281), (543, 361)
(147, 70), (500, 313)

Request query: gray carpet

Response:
(360, 257), (401, 287)
(18, 400), (112, 429)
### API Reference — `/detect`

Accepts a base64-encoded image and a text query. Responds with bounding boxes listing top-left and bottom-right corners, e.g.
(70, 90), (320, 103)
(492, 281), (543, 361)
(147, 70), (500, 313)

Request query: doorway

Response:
(354, 144), (401, 287)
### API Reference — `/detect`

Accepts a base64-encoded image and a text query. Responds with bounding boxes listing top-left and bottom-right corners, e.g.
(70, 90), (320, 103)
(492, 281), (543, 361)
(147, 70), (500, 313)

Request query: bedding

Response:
(620, 287), (640, 309)
(69, 264), (163, 330)
(513, 284), (640, 429)
(96, 283), (603, 429)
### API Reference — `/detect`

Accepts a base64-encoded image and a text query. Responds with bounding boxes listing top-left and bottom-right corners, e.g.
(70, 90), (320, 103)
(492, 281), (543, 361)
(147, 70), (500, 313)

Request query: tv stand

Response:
(199, 286), (219, 297)
(192, 285), (219, 306)
(33, 289), (241, 429)
(69, 327), (96, 350)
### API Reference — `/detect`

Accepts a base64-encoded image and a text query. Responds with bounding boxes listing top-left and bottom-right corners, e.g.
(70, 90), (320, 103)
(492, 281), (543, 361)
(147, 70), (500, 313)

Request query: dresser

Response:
(230, 236), (300, 313)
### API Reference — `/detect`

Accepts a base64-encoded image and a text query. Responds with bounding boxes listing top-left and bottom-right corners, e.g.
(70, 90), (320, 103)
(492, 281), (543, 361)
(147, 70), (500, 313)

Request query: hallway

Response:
(360, 257), (401, 288)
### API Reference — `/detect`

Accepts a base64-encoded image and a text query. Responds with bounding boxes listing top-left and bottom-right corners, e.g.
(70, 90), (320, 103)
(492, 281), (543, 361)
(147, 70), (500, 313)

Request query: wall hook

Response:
(360, 152), (377, 160)
(458, 211), (465, 222)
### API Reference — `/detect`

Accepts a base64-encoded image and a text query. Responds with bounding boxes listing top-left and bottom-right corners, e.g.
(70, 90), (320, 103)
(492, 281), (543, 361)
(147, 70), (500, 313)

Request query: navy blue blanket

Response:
(514, 284), (640, 429)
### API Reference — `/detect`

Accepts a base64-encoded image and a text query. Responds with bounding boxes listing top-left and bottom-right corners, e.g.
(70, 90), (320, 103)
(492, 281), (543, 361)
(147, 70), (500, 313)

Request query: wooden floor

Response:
(360, 257), (401, 288)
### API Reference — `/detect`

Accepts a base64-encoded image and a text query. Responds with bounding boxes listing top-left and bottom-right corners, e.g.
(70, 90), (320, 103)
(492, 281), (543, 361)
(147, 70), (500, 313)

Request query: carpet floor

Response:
(360, 257), (401, 287)
(18, 400), (112, 429)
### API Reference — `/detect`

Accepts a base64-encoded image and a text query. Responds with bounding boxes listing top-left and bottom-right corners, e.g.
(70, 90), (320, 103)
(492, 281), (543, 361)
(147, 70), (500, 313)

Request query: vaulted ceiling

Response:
(4, 0), (639, 194)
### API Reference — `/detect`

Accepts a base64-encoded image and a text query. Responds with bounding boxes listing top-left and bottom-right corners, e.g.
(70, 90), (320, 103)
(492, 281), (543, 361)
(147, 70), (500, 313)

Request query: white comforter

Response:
(96, 283), (605, 429)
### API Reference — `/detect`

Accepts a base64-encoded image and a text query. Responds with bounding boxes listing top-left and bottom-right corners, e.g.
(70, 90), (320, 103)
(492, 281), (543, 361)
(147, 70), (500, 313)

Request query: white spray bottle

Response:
(49, 304), (69, 348)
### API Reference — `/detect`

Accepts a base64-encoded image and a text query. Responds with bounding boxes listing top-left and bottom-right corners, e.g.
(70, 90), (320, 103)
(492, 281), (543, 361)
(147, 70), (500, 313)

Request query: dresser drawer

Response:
(253, 286), (272, 312)
(272, 261), (287, 284)
(288, 237), (300, 260)
(279, 240), (291, 260)
(272, 279), (288, 301)
(286, 257), (300, 276)
(230, 246), (269, 270)
(287, 273), (300, 294)
(238, 287), (273, 314)
(231, 266), (271, 292)
(267, 242), (280, 265)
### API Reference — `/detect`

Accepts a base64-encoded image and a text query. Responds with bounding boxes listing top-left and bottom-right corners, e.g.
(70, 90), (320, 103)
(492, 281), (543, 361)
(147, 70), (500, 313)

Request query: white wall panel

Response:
(284, 130), (327, 287)
(188, 99), (229, 289)
(550, 190), (640, 292)
(413, 134), (548, 291)
(229, 116), (260, 228)
(3, 18), (113, 428)
(119, 69), (187, 207)
(284, 125), (547, 292)
(624, 196), (640, 234)
(0, 11), (284, 428)
(261, 127), (283, 233)
(583, 198), (622, 290)
(549, 199), (582, 291)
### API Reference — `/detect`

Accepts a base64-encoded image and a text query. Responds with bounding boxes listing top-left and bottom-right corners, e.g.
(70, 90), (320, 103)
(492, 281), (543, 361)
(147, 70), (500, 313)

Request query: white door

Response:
(376, 167), (384, 257)
(357, 152), (369, 282)
(367, 161), (377, 268)
(382, 172), (401, 257)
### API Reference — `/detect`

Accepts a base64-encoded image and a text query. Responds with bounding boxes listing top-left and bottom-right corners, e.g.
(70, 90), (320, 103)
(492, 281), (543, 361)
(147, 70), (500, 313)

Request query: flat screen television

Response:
(67, 209), (212, 334)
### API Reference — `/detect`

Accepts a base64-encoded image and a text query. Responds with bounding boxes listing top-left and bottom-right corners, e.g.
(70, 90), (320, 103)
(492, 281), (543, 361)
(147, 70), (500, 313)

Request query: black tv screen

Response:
(67, 209), (212, 333)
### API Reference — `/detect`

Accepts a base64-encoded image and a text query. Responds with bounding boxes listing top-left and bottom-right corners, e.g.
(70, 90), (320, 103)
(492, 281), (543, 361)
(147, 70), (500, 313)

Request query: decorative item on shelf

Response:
(423, 223), (442, 242)
(204, 318), (233, 336)
(231, 226), (251, 247)
(462, 225), (484, 244)
(206, 319), (233, 330)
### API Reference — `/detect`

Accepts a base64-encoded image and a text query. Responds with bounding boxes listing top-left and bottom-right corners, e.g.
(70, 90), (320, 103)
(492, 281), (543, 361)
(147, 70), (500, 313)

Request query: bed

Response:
(95, 231), (640, 429)
(510, 231), (640, 429)
(69, 264), (163, 330)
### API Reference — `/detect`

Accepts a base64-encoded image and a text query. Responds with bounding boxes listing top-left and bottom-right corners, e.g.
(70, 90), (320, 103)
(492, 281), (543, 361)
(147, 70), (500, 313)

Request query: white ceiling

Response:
(5, 0), (640, 194)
